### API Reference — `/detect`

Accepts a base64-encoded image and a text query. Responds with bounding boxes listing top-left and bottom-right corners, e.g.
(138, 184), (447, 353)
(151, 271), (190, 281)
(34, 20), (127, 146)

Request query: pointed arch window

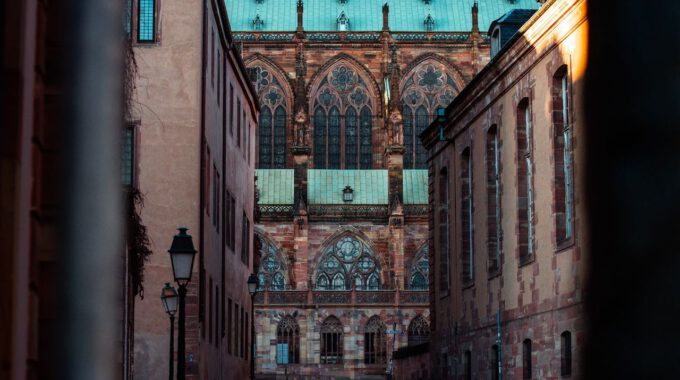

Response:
(256, 235), (286, 290)
(321, 316), (344, 364)
(364, 316), (387, 364)
(407, 315), (430, 346)
(276, 316), (300, 364)
(409, 245), (429, 290)
(312, 65), (374, 169)
(248, 65), (288, 168)
(315, 235), (381, 290)
(401, 60), (459, 168)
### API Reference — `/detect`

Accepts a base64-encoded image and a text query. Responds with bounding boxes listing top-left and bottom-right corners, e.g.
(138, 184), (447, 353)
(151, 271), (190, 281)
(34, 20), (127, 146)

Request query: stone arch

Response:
(307, 54), (383, 169)
(244, 53), (295, 110)
(310, 229), (387, 290)
(407, 242), (429, 290)
(306, 53), (382, 111)
(399, 53), (467, 94)
(245, 54), (295, 168)
(407, 314), (430, 346)
(254, 229), (290, 290)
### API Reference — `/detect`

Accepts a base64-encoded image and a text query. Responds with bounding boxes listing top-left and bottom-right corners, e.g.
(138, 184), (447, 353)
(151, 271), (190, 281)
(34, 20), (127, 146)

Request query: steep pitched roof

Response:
(308, 170), (388, 205)
(225, 0), (540, 32)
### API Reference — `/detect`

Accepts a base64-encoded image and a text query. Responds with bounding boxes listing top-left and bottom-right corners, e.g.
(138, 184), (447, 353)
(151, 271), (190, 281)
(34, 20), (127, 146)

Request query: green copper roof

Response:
(256, 169), (294, 204)
(225, 0), (540, 32)
(403, 170), (428, 205)
(308, 170), (388, 205)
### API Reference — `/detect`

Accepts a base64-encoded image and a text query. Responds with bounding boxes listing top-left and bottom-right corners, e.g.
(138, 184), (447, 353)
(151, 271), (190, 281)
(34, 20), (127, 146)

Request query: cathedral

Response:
(225, 0), (540, 377)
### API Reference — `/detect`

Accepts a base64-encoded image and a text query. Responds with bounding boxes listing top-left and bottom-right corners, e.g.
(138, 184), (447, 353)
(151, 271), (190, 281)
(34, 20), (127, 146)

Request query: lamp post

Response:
(168, 227), (197, 380)
(247, 273), (258, 380)
(161, 283), (178, 380)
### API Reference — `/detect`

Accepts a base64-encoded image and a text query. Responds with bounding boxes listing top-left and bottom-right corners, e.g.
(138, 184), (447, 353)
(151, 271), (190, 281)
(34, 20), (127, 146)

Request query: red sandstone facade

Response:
(422, 0), (588, 378)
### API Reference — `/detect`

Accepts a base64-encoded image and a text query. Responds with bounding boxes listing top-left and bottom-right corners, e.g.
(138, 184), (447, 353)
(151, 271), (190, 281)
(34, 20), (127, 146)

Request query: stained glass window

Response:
(312, 64), (374, 169)
(364, 316), (387, 364)
(277, 316), (300, 364)
(400, 60), (459, 168)
(138, 0), (155, 42)
(315, 235), (381, 290)
(407, 315), (430, 346)
(256, 235), (286, 290)
(409, 245), (429, 290)
(321, 316), (343, 364)
(247, 65), (288, 168)
(258, 107), (272, 168)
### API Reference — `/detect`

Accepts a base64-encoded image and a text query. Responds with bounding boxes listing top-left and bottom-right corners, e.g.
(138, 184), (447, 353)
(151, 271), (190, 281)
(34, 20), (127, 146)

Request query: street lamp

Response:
(161, 283), (178, 380)
(247, 273), (258, 380)
(168, 227), (197, 380)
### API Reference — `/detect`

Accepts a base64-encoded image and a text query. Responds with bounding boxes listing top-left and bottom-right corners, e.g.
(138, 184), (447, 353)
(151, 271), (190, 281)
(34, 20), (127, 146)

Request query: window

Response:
(240, 306), (244, 358)
(256, 235), (286, 290)
(212, 165), (219, 228)
(248, 66), (288, 168)
(561, 331), (572, 377)
(461, 148), (473, 284)
(121, 126), (135, 186)
(217, 49), (221, 103)
(439, 168), (450, 292)
(491, 344), (500, 380)
(364, 316), (387, 364)
(522, 339), (532, 379)
(137, 0), (156, 42)
(227, 298), (232, 354)
(321, 316), (344, 364)
(214, 286), (219, 346)
(208, 278), (213, 344)
(409, 245), (429, 290)
(245, 312), (249, 360)
(230, 196), (236, 250)
(464, 350), (472, 380)
(314, 235), (381, 290)
(205, 148), (211, 215)
(237, 100), (242, 147)
(276, 316), (300, 364)
(241, 212), (249, 264)
(233, 303), (239, 355)
(407, 315), (430, 346)
(242, 109), (247, 153)
(487, 125), (501, 273)
(229, 84), (234, 136)
(225, 190), (232, 249)
(517, 99), (534, 263)
(401, 60), (459, 168)
(211, 28), (214, 88)
(553, 66), (574, 244)
(490, 27), (501, 58)
(312, 65), (373, 169)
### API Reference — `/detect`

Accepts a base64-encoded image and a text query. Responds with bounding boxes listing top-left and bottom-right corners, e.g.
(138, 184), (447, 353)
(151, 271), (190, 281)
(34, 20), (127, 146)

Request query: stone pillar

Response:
(470, 1), (482, 74)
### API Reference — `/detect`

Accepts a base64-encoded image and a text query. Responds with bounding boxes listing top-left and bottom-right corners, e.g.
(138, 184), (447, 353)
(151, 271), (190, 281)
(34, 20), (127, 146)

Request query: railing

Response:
(254, 289), (429, 306)
(232, 31), (486, 43)
(308, 204), (389, 219)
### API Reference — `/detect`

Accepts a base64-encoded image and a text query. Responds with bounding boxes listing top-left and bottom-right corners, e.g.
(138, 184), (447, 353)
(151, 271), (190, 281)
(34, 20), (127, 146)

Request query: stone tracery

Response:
(409, 244), (429, 290)
(314, 235), (381, 290)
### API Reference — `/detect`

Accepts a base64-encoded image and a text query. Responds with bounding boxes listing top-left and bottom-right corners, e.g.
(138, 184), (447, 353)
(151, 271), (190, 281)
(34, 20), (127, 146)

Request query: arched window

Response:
(276, 316), (300, 364)
(401, 60), (459, 168)
(553, 66), (574, 244)
(321, 316), (343, 364)
(461, 147), (473, 284)
(407, 315), (430, 346)
(517, 98), (534, 263)
(491, 344), (500, 380)
(248, 65), (288, 168)
(409, 245), (429, 290)
(364, 316), (387, 364)
(256, 235), (286, 290)
(486, 125), (501, 273)
(315, 235), (381, 290)
(312, 65), (374, 169)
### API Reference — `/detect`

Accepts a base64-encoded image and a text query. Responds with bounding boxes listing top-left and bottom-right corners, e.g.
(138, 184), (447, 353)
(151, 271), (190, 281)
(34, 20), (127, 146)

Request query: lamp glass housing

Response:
(168, 227), (197, 285)
(247, 273), (258, 296)
(161, 283), (178, 316)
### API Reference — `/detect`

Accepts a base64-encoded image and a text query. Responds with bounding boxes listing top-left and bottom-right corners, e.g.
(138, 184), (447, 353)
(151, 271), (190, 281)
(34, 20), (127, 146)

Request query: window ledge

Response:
(439, 290), (450, 299)
(519, 255), (535, 268)
(487, 270), (502, 281)
(555, 238), (575, 253)
(462, 281), (475, 290)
